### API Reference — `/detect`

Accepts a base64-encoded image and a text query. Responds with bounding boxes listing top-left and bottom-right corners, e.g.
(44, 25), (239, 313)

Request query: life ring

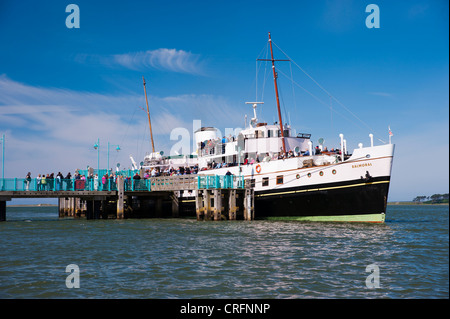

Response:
(255, 164), (261, 174)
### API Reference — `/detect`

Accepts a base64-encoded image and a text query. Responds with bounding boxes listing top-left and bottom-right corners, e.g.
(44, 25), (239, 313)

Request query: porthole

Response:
(307, 173), (311, 178)
(319, 171), (324, 176)
(296, 174), (300, 179)
(332, 169), (337, 175)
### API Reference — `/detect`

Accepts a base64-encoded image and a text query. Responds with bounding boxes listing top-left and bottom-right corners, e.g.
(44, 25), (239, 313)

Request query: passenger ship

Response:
(193, 33), (395, 223)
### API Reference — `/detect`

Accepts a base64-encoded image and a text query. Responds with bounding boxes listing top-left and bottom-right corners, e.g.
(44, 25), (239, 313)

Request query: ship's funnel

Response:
(194, 127), (219, 146)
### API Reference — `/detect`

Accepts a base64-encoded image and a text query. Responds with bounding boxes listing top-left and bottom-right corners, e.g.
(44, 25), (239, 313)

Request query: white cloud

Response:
(77, 48), (206, 75)
(368, 92), (393, 97)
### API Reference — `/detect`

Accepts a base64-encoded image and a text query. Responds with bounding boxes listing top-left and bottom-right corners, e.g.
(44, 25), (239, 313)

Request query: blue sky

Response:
(0, 0), (448, 201)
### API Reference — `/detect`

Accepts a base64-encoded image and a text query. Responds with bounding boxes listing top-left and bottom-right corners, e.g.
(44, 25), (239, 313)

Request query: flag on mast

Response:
(388, 126), (393, 144)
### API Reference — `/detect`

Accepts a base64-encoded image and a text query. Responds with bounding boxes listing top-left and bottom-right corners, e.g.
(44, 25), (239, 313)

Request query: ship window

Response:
(250, 179), (255, 188)
(276, 175), (283, 185)
(262, 177), (269, 187)
(268, 130), (272, 138)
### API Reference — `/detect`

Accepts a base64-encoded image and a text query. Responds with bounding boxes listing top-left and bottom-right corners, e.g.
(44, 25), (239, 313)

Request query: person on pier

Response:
(25, 172), (31, 190)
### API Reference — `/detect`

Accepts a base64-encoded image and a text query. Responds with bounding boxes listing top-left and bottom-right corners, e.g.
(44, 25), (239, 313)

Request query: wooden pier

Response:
(0, 175), (253, 222)
(195, 188), (254, 221)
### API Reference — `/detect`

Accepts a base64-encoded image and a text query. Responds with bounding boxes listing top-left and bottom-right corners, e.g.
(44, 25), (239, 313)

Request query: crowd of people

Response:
(23, 171), (91, 191)
(144, 165), (199, 177)
(23, 165), (202, 192)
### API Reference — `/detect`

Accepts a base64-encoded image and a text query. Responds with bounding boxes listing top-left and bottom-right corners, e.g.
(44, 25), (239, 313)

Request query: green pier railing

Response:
(0, 178), (151, 192)
(0, 174), (244, 192)
(197, 175), (244, 189)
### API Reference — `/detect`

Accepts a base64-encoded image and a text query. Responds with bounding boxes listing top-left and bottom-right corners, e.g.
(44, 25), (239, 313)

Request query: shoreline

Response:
(7, 204), (58, 207)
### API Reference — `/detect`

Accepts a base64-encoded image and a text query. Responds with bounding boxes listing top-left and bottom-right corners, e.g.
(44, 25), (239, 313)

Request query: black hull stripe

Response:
(255, 176), (391, 217)
(255, 176), (390, 197)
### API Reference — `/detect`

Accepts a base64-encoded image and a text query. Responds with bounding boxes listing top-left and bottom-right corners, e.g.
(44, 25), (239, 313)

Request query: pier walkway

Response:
(0, 175), (253, 222)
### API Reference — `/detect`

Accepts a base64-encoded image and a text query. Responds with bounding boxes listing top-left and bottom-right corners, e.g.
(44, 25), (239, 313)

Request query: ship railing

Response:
(199, 141), (229, 157)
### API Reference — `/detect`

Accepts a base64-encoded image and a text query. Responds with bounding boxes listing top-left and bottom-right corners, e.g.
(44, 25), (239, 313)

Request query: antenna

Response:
(245, 102), (264, 127)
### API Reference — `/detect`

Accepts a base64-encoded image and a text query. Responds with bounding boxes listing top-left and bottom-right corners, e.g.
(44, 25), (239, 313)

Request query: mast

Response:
(257, 32), (289, 155)
(142, 76), (155, 153)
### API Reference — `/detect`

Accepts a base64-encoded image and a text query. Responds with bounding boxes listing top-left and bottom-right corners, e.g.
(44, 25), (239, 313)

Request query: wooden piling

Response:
(116, 176), (124, 219)
(195, 190), (204, 221)
(228, 189), (237, 220)
(171, 191), (179, 218)
(68, 197), (75, 217)
(243, 189), (255, 220)
(203, 190), (212, 220)
(58, 198), (64, 217)
(62, 197), (69, 216)
(75, 198), (81, 217)
(212, 189), (222, 221)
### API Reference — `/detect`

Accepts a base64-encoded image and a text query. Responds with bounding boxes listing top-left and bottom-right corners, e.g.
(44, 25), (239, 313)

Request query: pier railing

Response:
(149, 175), (197, 191)
(0, 175), (244, 193)
(197, 175), (244, 189)
(0, 178), (150, 192)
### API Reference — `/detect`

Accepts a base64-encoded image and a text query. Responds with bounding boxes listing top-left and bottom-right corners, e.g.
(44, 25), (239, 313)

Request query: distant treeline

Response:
(413, 193), (449, 204)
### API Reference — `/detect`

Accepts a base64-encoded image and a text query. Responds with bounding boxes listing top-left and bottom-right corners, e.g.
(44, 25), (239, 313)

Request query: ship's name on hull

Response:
(352, 162), (373, 169)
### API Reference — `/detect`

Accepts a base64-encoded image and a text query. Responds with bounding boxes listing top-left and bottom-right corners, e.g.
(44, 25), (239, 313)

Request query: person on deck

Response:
(65, 172), (72, 190)
(25, 172), (31, 190)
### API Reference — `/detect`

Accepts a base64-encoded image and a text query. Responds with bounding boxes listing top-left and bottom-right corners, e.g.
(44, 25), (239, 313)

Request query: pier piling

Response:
(243, 189), (255, 221)
(116, 176), (124, 219)
(195, 190), (204, 221)
(212, 189), (222, 221)
(228, 189), (237, 220)
(171, 191), (179, 218)
(193, 188), (252, 221)
(203, 190), (211, 220)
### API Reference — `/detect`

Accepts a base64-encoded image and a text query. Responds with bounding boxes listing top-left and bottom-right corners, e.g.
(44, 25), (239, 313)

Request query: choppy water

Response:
(0, 205), (448, 299)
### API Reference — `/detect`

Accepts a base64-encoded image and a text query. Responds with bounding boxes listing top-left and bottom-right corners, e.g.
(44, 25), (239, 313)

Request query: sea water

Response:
(0, 205), (448, 299)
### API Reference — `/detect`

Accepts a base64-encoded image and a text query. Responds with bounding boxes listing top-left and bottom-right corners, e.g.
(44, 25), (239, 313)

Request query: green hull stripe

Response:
(261, 213), (385, 223)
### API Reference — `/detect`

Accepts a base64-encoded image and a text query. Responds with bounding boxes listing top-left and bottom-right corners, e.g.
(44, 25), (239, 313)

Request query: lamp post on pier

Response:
(93, 138), (100, 175)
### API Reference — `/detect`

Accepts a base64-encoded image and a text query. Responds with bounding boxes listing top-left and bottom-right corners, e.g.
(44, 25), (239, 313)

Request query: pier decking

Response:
(0, 175), (254, 222)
